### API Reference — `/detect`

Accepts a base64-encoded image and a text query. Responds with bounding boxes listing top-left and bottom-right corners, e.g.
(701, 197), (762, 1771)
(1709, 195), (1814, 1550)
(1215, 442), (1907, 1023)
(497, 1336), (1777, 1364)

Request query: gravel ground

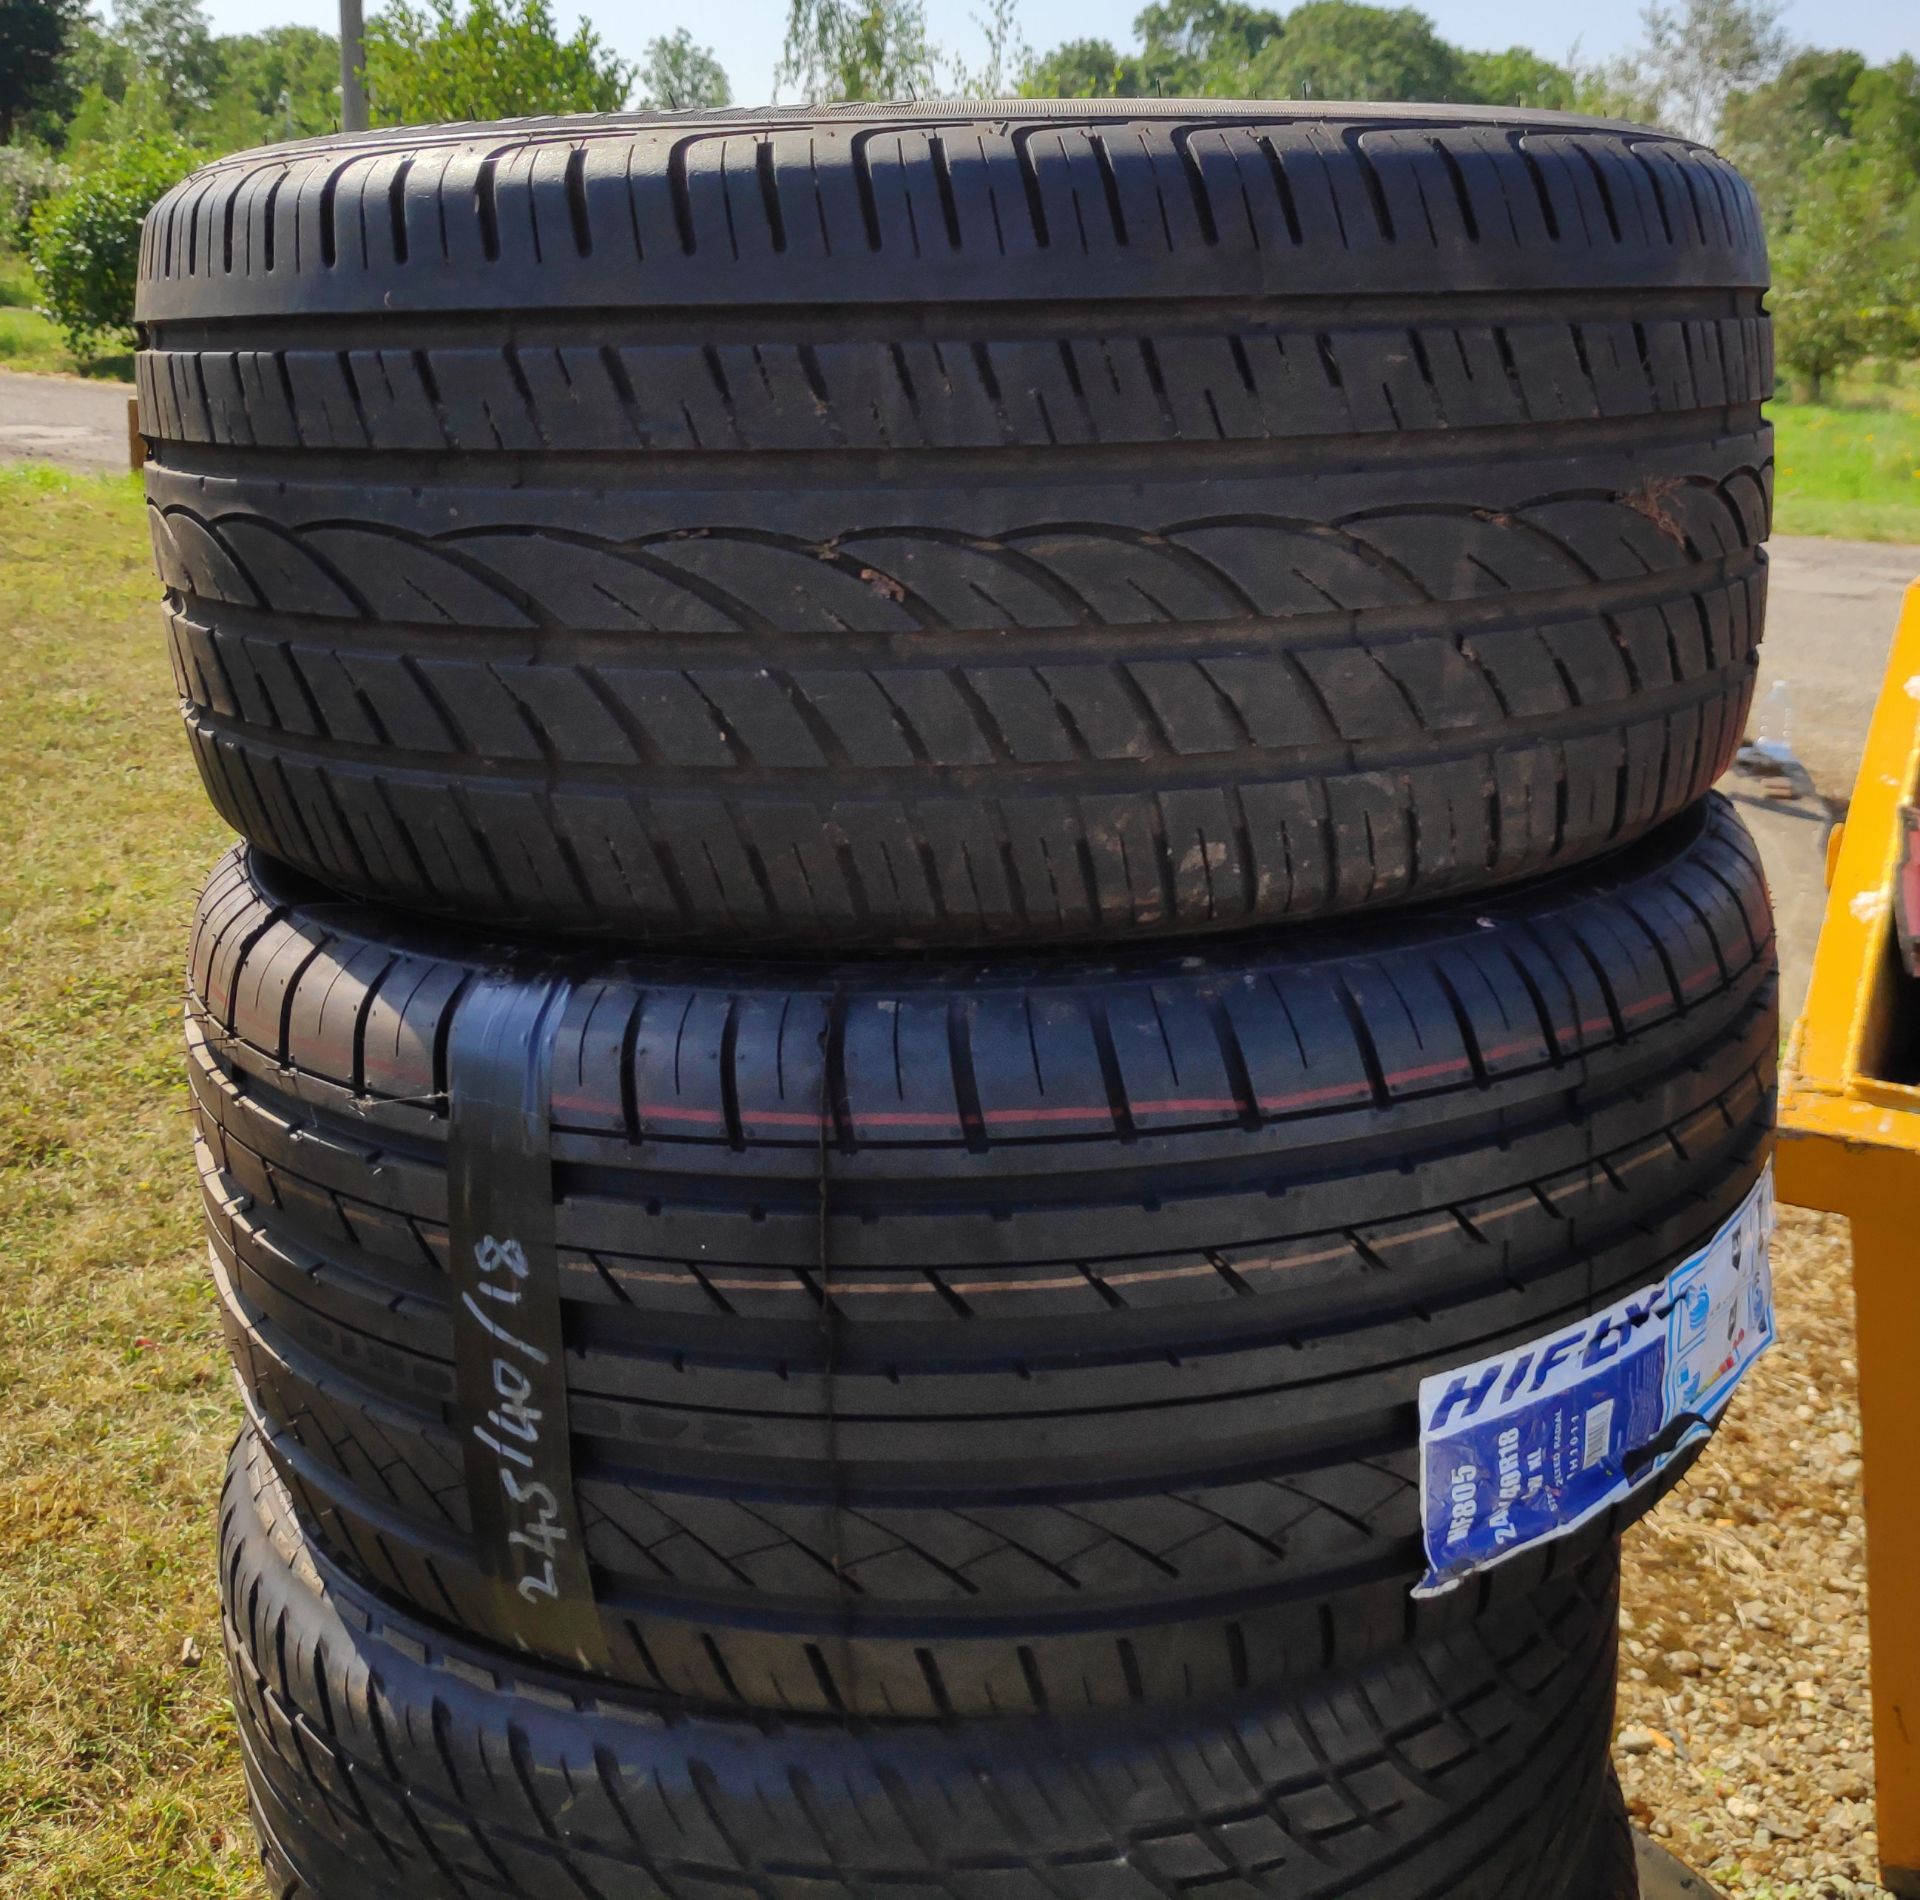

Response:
(1617, 1205), (1884, 1897)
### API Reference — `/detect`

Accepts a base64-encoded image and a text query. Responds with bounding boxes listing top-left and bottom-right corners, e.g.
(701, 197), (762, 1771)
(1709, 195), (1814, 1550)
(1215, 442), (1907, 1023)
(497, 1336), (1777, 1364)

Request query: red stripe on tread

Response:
(1256, 1080), (1374, 1111)
(1377, 1056), (1473, 1086)
(620, 971), (1726, 1135)
(1481, 1038), (1551, 1062)
(848, 1110), (967, 1128)
(1128, 1098), (1245, 1115)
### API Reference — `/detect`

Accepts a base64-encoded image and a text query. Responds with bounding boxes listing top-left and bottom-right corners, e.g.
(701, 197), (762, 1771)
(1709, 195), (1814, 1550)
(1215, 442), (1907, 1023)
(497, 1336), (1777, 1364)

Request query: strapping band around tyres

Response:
(443, 975), (607, 1665)
(141, 106), (1770, 948)
(191, 795), (1774, 1718)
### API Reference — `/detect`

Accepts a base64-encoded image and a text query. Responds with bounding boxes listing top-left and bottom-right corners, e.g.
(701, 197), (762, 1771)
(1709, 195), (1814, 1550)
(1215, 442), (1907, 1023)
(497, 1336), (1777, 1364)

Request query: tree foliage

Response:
(212, 26), (341, 142)
(777, 0), (934, 104)
(1458, 46), (1577, 110)
(5, 0), (730, 144)
(19, 0), (338, 151)
(0, 0), (81, 142)
(1590, 0), (1790, 141)
(1016, 0), (1559, 105)
(0, 142), (68, 246)
(109, 0), (219, 112)
(1022, 38), (1136, 98)
(637, 27), (731, 109)
(26, 128), (194, 354)
(1245, 2), (1467, 101)
(945, 0), (1031, 97)
(1767, 144), (1915, 398)
(1724, 52), (1920, 398)
(1132, 0), (1282, 92)
(363, 0), (633, 124)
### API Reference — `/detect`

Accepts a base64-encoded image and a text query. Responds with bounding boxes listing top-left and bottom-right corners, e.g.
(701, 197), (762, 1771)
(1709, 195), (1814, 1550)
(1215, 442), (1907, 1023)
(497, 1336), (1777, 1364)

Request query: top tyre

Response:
(139, 104), (1771, 949)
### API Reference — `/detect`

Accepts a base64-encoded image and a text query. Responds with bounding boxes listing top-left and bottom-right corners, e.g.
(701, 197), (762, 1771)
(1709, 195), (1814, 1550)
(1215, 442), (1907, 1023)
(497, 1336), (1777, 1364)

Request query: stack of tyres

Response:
(140, 101), (1777, 1900)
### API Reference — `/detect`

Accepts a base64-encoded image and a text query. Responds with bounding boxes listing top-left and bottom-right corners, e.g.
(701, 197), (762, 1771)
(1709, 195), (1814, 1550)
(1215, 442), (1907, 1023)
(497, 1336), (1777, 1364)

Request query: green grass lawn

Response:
(1772, 397), (1920, 544)
(0, 251), (133, 384)
(0, 465), (251, 1897)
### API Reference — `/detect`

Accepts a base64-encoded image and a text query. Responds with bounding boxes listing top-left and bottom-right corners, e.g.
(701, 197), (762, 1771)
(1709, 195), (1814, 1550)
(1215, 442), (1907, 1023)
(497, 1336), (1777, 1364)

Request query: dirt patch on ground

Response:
(1618, 1206), (1882, 1897)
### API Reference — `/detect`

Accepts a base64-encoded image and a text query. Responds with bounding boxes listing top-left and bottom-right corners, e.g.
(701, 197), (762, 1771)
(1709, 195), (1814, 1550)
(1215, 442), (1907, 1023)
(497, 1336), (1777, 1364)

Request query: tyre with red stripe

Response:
(140, 103), (1769, 951)
(190, 794), (1774, 1719)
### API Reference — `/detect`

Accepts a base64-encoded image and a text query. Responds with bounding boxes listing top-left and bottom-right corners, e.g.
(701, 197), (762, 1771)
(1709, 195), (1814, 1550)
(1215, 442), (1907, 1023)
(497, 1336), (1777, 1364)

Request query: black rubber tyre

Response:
(226, 1429), (1623, 1900)
(191, 794), (1774, 1718)
(141, 105), (1770, 949)
(1576, 1780), (1642, 1900)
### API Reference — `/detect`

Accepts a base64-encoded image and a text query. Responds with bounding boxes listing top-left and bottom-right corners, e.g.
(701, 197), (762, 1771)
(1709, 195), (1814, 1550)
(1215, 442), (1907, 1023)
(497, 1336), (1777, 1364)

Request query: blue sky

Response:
(196, 0), (1920, 105)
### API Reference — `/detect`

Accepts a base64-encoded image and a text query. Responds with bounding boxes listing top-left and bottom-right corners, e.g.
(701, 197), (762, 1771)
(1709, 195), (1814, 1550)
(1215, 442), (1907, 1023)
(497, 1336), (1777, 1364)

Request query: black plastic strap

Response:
(446, 973), (606, 1668)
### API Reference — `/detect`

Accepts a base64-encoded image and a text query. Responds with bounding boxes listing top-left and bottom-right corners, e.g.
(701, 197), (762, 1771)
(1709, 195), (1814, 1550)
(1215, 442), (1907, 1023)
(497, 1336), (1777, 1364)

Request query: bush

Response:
(364, 0), (632, 123)
(26, 135), (195, 358)
(0, 143), (69, 251)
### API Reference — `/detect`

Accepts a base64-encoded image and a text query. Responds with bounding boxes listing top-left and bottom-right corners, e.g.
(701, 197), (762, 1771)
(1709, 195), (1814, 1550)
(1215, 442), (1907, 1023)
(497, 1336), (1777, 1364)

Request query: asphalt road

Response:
(1729, 536), (1918, 1022)
(0, 367), (134, 472)
(1760, 535), (1920, 802)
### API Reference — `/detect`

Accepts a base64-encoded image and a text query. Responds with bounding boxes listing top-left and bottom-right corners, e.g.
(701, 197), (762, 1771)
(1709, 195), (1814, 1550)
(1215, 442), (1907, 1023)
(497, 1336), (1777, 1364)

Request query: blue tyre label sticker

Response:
(1414, 1163), (1775, 1598)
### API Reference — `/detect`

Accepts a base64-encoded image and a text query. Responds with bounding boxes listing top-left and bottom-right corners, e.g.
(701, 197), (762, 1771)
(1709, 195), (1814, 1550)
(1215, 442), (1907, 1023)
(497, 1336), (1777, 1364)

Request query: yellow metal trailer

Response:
(1778, 577), (1920, 1897)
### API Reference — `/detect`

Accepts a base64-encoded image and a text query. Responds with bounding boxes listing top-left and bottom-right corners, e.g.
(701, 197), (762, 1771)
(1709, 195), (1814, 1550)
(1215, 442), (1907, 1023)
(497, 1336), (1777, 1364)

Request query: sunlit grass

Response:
(1766, 349), (1920, 542)
(1771, 394), (1920, 544)
(0, 251), (133, 383)
(0, 464), (250, 1896)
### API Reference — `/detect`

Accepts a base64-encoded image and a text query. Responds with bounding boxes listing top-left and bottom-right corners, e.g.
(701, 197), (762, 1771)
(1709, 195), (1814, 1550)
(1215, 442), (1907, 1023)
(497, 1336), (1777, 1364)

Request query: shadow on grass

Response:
(66, 348), (135, 380)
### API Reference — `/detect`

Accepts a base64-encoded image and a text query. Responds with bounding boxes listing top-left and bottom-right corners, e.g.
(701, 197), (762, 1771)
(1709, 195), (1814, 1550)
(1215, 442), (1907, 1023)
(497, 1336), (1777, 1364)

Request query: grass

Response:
(0, 251), (133, 384)
(1772, 394), (1920, 544)
(0, 464), (252, 1896)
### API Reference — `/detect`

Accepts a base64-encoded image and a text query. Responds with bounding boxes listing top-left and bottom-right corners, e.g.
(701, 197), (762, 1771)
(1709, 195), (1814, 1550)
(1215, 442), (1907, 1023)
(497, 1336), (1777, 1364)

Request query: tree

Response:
(27, 127), (195, 354)
(211, 25), (341, 143)
(1769, 141), (1914, 398)
(1244, 1), (1470, 102)
(1722, 52), (1920, 397)
(364, 0), (632, 124)
(0, 144), (68, 246)
(1130, 0), (1283, 93)
(1, 0), (80, 142)
(1592, 0), (1791, 142)
(1019, 35), (1142, 97)
(1017, 0), (1575, 105)
(946, 0), (1032, 96)
(1846, 55), (1920, 186)
(636, 28), (730, 109)
(1459, 46), (1578, 109)
(54, 12), (137, 126)
(1721, 48), (1867, 209)
(110, 0), (221, 113)
(60, 67), (179, 155)
(777, 0), (934, 103)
